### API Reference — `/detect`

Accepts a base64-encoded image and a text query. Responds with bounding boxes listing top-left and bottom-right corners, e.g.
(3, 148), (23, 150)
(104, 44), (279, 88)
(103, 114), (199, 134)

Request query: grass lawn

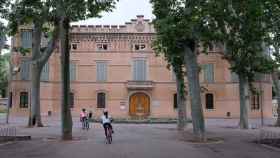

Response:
(0, 106), (7, 113)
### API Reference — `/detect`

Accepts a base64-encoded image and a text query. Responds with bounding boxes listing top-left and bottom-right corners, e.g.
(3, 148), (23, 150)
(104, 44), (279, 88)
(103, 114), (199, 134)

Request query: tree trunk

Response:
(183, 45), (206, 141)
(60, 16), (72, 140)
(29, 23), (44, 127)
(239, 74), (249, 129)
(6, 60), (12, 124)
(272, 71), (280, 126)
(28, 20), (59, 127)
(176, 73), (187, 131)
(30, 64), (43, 127)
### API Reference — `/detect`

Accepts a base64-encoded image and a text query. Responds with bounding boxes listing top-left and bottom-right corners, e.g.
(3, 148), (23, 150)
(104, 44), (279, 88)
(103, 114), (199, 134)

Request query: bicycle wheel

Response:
(106, 127), (112, 144)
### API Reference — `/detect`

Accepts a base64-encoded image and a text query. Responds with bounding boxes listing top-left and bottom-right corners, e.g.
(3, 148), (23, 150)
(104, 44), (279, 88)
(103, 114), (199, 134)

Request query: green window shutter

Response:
(40, 62), (49, 81)
(21, 31), (32, 49)
(96, 62), (107, 82)
(70, 63), (76, 81)
(231, 71), (239, 82)
(133, 59), (147, 81)
(204, 64), (214, 83)
(20, 61), (30, 80)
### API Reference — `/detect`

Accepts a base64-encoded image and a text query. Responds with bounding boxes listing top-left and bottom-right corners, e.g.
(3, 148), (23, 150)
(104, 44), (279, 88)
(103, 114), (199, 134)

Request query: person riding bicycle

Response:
(101, 109), (114, 136)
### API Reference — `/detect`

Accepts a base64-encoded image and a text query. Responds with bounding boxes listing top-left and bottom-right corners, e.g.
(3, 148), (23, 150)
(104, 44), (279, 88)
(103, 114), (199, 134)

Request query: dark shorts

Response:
(103, 123), (112, 129)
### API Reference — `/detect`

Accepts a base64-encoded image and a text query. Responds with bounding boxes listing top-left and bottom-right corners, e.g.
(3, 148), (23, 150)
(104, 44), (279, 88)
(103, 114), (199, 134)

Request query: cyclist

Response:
(101, 109), (114, 137)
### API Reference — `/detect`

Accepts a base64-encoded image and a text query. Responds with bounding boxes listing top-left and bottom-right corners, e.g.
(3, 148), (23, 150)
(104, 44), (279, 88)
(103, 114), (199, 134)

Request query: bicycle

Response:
(105, 124), (112, 144)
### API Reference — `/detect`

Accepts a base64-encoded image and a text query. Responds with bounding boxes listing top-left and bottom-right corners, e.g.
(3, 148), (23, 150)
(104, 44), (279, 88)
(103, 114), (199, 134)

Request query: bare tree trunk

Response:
(176, 73), (187, 131)
(30, 64), (43, 127)
(239, 74), (249, 129)
(6, 60), (12, 124)
(183, 45), (206, 141)
(30, 23), (44, 127)
(272, 71), (280, 126)
(60, 16), (72, 140)
(29, 20), (59, 127)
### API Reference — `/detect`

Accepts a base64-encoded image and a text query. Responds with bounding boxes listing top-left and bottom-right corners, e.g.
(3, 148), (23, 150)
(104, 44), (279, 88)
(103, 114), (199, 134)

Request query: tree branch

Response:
(37, 22), (60, 66)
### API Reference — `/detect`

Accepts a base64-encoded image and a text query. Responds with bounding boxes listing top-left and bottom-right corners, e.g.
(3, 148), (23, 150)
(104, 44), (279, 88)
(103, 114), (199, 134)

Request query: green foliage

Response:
(151, 0), (223, 96)
(0, 53), (9, 97)
(264, 1), (280, 69)
(213, 1), (274, 83)
(0, 23), (5, 51)
(61, 0), (117, 21)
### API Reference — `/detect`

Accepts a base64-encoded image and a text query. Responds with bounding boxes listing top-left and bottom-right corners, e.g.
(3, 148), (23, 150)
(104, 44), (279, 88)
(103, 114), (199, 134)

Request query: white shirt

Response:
(101, 115), (112, 124)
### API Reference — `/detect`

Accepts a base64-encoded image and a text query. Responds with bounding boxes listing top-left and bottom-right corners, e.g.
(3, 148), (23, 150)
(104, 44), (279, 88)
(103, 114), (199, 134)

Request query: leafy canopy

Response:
(213, 1), (275, 81)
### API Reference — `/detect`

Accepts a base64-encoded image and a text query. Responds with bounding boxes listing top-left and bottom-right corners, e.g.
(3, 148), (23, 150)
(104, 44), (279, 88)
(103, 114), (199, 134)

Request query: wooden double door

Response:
(129, 93), (150, 117)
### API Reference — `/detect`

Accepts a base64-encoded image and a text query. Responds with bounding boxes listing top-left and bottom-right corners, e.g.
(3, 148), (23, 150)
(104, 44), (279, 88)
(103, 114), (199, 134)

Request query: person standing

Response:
(80, 109), (87, 129)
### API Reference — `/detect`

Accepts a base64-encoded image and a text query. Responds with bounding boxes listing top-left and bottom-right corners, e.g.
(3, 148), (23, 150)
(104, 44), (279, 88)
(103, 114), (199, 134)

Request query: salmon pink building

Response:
(9, 15), (273, 119)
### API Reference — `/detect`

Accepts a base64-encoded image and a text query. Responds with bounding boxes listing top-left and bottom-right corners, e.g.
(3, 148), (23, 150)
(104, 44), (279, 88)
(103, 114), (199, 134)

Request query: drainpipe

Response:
(260, 81), (264, 127)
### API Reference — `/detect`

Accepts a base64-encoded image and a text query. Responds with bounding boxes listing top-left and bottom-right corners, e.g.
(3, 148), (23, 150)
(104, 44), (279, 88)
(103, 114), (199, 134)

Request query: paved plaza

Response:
(0, 116), (280, 158)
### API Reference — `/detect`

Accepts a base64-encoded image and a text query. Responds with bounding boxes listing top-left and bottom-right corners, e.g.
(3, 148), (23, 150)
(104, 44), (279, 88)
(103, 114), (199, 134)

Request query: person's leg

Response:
(82, 117), (86, 129)
(103, 124), (108, 136)
(86, 119), (89, 130)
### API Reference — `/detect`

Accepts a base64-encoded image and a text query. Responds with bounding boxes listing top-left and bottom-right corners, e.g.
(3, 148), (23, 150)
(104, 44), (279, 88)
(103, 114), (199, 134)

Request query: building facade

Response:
(9, 15), (273, 119)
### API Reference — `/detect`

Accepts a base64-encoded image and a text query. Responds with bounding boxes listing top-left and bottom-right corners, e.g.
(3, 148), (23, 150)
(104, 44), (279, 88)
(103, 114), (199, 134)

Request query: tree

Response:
(151, 0), (223, 140)
(7, 0), (60, 127)
(55, 0), (117, 140)
(0, 53), (9, 97)
(153, 40), (187, 130)
(0, 0), (7, 52)
(214, 1), (274, 129)
(0, 23), (5, 52)
(264, 0), (280, 126)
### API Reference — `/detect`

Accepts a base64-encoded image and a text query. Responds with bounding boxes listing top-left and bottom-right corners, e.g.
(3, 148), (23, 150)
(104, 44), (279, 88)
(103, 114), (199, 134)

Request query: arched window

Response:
(205, 93), (214, 109)
(97, 92), (106, 108)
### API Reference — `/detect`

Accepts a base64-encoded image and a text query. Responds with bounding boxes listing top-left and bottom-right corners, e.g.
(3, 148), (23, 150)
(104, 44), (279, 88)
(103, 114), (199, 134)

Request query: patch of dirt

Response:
(179, 131), (224, 144)
(256, 139), (280, 149)
(42, 136), (88, 142)
(153, 127), (177, 131)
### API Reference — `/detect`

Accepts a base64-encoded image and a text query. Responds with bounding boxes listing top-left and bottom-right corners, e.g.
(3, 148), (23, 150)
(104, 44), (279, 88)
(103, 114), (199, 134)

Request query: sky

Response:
(1, 0), (154, 54)
(72, 0), (155, 25)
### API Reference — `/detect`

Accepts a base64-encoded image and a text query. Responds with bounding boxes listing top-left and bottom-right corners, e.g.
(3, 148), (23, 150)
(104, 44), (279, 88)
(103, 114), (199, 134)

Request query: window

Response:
(205, 93), (214, 110)
(208, 43), (214, 51)
(70, 62), (76, 81)
(134, 44), (146, 51)
(203, 64), (214, 83)
(20, 61), (30, 80)
(173, 93), (178, 109)
(251, 94), (260, 110)
(20, 30), (31, 48)
(40, 62), (49, 81)
(97, 44), (108, 51)
(72, 44), (77, 50)
(21, 30), (32, 49)
(172, 70), (176, 81)
(97, 92), (106, 108)
(133, 59), (147, 81)
(20, 92), (28, 108)
(69, 92), (74, 108)
(96, 62), (107, 82)
(231, 71), (239, 82)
